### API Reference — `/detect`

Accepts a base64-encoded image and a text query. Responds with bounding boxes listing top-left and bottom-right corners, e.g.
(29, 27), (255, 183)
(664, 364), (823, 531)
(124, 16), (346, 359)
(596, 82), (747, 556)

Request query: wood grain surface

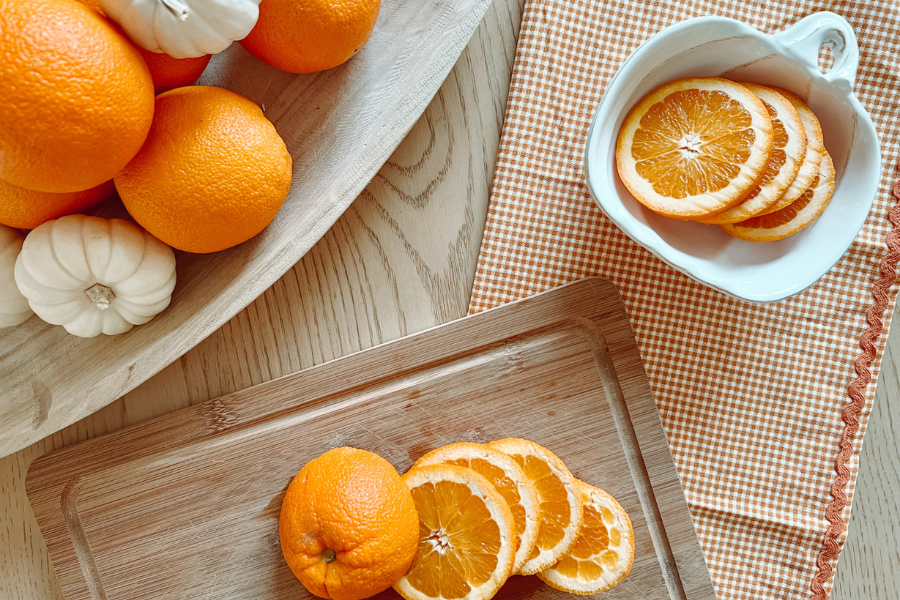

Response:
(0, 0), (494, 458)
(25, 278), (716, 600)
(0, 0), (896, 597)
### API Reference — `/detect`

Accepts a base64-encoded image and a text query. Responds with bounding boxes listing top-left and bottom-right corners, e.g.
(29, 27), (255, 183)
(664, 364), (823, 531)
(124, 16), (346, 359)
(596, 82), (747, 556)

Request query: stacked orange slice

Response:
(395, 439), (634, 600)
(616, 77), (836, 242)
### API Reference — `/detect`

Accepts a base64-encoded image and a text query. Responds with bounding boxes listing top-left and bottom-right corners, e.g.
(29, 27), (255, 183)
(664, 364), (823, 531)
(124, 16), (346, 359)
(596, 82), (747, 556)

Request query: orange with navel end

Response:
(138, 47), (212, 94)
(0, 179), (115, 230)
(115, 86), (293, 254)
(279, 447), (419, 600)
(0, 0), (154, 193)
(241, 0), (382, 73)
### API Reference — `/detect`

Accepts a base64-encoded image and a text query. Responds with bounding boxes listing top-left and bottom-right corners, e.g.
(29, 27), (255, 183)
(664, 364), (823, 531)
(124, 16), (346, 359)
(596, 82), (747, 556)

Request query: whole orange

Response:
(138, 47), (212, 94)
(0, 0), (154, 193)
(115, 86), (292, 254)
(241, 0), (382, 73)
(0, 179), (115, 230)
(280, 447), (419, 600)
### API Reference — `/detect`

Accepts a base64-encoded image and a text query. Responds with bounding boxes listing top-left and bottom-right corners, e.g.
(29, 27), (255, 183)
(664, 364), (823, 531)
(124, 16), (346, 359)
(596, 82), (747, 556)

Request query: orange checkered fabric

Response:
(468, 1), (900, 598)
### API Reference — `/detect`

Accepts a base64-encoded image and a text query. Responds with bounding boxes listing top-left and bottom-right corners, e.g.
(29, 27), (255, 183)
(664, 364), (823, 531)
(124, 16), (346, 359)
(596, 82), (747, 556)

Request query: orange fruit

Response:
(115, 86), (292, 254)
(394, 464), (517, 600)
(616, 77), (774, 220)
(412, 442), (541, 574)
(74, 0), (104, 14)
(137, 47), (212, 94)
(0, 179), (115, 230)
(0, 0), (154, 193)
(758, 88), (826, 216)
(241, 0), (382, 73)
(486, 438), (583, 575)
(720, 152), (835, 242)
(279, 447), (419, 600)
(699, 84), (807, 224)
(537, 481), (635, 595)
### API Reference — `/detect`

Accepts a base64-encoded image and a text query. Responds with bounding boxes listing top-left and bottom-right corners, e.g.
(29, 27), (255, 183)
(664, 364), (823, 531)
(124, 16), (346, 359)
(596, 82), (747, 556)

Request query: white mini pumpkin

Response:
(100, 0), (261, 59)
(0, 224), (33, 328)
(14, 215), (176, 338)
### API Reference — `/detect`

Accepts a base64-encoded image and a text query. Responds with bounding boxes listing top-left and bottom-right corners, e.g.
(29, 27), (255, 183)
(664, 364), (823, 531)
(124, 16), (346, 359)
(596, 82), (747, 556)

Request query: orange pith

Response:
(279, 447), (419, 600)
(408, 479), (502, 596)
(720, 98), (785, 202)
(720, 152), (835, 242)
(0, 0), (154, 193)
(739, 174), (818, 229)
(632, 89), (755, 199)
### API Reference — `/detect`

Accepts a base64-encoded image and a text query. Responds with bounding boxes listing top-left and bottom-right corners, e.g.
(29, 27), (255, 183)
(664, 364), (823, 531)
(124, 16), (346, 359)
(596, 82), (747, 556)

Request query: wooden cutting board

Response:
(26, 278), (716, 600)
(0, 0), (492, 458)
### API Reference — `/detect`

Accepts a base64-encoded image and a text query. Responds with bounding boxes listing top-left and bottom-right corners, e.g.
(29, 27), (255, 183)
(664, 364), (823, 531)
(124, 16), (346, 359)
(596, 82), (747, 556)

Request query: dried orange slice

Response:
(699, 84), (807, 224)
(537, 481), (635, 595)
(720, 152), (835, 242)
(486, 438), (582, 575)
(413, 442), (541, 574)
(394, 464), (516, 600)
(759, 88), (826, 215)
(615, 77), (774, 220)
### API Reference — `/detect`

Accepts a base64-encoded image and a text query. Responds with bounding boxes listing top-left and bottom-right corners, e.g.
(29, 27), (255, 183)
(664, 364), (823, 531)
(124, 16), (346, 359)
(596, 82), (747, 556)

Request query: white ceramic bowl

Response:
(584, 12), (881, 302)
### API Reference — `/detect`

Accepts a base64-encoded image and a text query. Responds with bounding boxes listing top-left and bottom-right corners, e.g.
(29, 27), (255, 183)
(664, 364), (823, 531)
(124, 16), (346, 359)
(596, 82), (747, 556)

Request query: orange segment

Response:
(700, 84), (807, 224)
(537, 481), (635, 595)
(616, 77), (774, 219)
(720, 152), (835, 242)
(760, 88), (826, 215)
(486, 438), (582, 575)
(413, 442), (541, 573)
(395, 465), (516, 600)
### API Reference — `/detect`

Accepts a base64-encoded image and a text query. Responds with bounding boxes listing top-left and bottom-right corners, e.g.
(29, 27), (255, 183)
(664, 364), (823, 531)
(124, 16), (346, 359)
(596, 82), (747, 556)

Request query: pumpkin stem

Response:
(160, 0), (190, 21)
(84, 284), (116, 310)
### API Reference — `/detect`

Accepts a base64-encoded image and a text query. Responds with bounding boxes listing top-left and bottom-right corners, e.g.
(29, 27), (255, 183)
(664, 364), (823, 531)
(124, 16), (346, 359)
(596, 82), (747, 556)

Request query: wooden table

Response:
(1, 1), (897, 597)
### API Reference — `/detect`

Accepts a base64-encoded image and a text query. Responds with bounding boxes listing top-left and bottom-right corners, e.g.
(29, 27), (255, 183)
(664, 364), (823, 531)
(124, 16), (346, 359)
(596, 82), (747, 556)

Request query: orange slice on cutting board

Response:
(720, 152), (835, 242)
(615, 77), (774, 220)
(487, 438), (583, 575)
(537, 481), (635, 595)
(699, 83), (807, 224)
(394, 464), (517, 600)
(759, 88), (826, 215)
(412, 442), (541, 574)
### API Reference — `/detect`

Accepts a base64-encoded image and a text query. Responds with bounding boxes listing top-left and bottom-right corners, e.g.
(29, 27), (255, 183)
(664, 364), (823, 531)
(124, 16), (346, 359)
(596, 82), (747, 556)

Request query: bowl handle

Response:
(773, 12), (859, 89)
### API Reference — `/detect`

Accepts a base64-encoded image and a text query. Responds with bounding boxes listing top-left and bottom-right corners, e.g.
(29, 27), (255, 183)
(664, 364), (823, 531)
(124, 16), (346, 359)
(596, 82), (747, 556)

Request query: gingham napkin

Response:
(468, 1), (900, 598)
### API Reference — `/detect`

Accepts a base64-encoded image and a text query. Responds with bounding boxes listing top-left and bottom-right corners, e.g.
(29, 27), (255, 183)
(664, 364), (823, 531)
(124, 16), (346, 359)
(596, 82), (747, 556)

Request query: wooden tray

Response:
(0, 0), (492, 458)
(26, 278), (716, 600)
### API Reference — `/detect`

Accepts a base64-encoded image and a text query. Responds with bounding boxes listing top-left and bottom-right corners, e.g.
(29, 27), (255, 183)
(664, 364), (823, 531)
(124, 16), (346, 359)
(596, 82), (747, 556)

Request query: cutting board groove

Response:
(26, 278), (716, 600)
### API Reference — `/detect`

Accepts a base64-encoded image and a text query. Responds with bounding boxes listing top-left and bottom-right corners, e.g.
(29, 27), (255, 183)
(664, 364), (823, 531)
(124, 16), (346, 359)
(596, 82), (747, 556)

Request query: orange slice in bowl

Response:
(413, 442), (541, 574)
(394, 464), (517, 600)
(759, 88), (826, 215)
(537, 481), (635, 595)
(720, 152), (835, 242)
(699, 83), (807, 224)
(486, 438), (583, 575)
(615, 77), (774, 220)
